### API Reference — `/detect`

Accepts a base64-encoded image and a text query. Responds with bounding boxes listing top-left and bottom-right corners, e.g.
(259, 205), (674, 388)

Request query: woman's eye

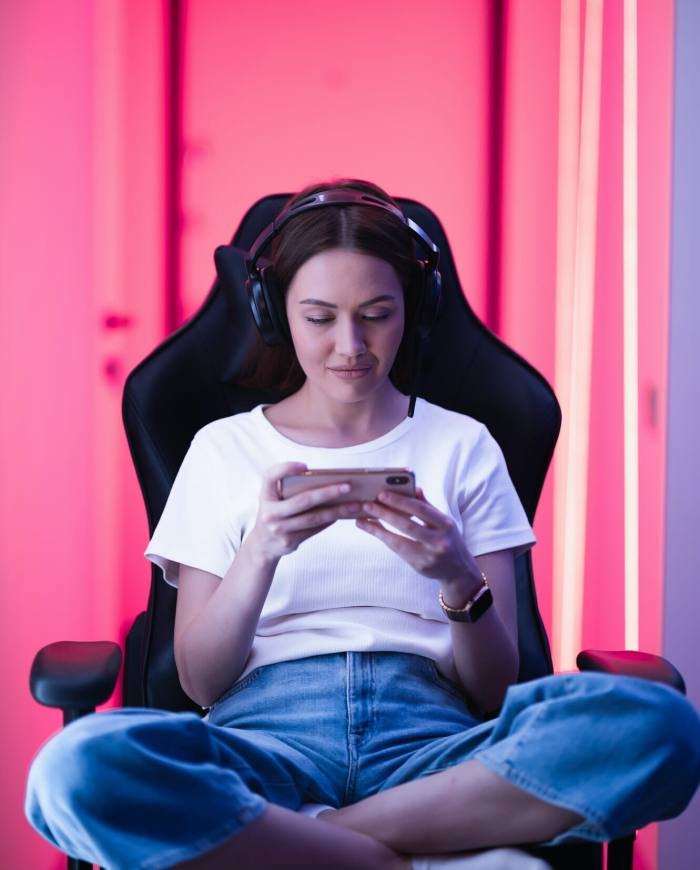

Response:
(305, 313), (391, 325)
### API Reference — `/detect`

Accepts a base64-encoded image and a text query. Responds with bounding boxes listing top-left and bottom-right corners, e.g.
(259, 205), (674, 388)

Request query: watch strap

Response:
(439, 573), (493, 623)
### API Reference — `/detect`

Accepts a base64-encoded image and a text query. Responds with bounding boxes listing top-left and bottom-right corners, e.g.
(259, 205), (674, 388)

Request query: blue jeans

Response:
(25, 652), (700, 870)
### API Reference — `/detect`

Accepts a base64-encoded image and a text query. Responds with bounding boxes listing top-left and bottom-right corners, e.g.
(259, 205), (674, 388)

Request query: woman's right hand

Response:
(247, 462), (363, 564)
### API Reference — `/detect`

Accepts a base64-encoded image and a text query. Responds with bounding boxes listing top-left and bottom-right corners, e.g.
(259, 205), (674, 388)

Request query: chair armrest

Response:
(576, 649), (686, 695)
(30, 641), (122, 721)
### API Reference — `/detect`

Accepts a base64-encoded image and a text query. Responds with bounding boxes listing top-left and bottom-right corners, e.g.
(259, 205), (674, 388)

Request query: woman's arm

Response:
(356, 490), (521, 717)
(174, 461), (366, 708)
(441, 548), (519, 716)
(174, 536), (279, 708)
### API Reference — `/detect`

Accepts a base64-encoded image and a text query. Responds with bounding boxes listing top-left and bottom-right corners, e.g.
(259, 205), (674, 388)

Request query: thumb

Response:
(263, 462), (308, 500)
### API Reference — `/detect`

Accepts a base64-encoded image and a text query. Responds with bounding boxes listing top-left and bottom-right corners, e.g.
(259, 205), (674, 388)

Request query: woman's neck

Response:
(265, 385), (410, 446)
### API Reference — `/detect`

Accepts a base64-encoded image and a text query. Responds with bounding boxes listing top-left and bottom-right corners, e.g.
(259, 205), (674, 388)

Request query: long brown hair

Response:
(237, 178), (421, 394)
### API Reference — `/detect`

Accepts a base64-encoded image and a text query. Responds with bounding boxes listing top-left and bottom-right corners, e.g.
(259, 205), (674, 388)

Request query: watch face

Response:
(468, 586), (494, 622)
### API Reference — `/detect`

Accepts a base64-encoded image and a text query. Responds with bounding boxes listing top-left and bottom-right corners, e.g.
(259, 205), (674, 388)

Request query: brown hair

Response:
(237, 177), (420, 394)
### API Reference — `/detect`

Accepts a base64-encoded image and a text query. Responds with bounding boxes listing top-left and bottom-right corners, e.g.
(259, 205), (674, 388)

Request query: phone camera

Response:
(386, 475), (409, 485)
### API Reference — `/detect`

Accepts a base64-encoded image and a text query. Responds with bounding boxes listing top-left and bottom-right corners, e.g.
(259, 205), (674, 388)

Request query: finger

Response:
(295, 519), (336, 537)
(262, 462), (308, 500)
(278, 500), (363, 531)
(281, 519), (337, 553)
(355, 517), (421, 557)
(376, 489), (447, 528)
(362, 501), (436, 543)
(276, 481), (356, 517)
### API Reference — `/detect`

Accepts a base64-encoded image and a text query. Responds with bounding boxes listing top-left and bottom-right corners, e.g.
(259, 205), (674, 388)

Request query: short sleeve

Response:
(460, 425), (536, 558)
(144, 431), (241, 588)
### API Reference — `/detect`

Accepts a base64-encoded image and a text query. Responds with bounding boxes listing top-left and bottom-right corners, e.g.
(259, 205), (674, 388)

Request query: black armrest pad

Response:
(576, 649), (686, 695)
(30, 641), (123, 711)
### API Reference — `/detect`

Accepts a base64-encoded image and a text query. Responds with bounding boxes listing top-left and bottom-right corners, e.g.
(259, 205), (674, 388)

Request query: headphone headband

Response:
(245, 188), (440, 273)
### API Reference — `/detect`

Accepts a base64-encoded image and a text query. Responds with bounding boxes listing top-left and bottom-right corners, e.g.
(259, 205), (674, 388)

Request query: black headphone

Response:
(240, 188), (442, 347)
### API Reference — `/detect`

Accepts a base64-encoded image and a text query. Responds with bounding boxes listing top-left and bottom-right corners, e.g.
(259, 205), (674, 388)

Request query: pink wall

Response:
(1, 4), (97, 867)
(0, 1), (165, 865)
(178, 0), (493, 322)
(498, 0), (561, 650)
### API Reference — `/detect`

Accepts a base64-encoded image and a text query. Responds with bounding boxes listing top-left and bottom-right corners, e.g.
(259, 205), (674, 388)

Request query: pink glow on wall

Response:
(636, 0), (672, 660)
(581, 0), (626, 655)
(497, 0), (562, 667)
(178, 0), (493, 324)
(1, 1), (166, 866)
(1, 4), (97, 867)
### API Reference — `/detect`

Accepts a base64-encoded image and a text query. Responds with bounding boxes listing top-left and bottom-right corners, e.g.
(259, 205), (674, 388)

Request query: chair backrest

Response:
(122, 193), (561, 712)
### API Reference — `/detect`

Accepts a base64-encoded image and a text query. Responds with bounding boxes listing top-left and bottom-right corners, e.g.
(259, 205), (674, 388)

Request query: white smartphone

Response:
(277, 467), (416, 509)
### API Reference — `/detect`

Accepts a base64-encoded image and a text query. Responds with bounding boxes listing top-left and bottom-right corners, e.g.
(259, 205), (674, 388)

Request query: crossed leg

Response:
(174, 759), (582, 868)
(174, 802), (409, 869)
(322, 758), (583, 854)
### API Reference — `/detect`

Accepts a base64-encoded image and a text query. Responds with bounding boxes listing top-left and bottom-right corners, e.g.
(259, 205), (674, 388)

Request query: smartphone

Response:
(277, 467), (416, 509)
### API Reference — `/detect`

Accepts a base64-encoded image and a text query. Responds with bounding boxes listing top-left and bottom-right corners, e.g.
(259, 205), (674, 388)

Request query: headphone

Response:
(240, 188), (442, 347)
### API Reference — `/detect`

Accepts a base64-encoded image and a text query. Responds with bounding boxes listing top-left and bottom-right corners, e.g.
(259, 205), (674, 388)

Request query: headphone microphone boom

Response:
(215, 188), (442, 417)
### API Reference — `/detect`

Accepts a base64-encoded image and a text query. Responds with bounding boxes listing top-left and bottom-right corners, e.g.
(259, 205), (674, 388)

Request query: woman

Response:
(26, 179), (700, 870)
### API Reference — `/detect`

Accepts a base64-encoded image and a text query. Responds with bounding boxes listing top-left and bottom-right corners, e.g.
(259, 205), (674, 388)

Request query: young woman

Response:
(26, 179), (700, 870)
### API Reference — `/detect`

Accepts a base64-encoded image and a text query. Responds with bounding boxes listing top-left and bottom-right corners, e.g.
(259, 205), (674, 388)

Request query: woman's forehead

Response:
(287, 248), (403, 301)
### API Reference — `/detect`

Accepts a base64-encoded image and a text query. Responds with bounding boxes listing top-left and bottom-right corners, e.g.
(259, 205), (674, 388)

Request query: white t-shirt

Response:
(145, 397), (536, 685)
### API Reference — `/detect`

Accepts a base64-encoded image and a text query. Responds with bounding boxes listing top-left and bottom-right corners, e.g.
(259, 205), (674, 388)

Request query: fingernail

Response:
(339, 484), (351, 493)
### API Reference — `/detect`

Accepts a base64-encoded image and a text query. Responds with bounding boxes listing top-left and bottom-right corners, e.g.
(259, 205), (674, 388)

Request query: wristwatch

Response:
(439, 573), (493, 623)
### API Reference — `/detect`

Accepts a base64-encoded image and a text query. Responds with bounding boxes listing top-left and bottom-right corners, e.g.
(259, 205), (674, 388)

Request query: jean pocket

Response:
(208, 667), (264, 715)
(425, 660), (469, 704)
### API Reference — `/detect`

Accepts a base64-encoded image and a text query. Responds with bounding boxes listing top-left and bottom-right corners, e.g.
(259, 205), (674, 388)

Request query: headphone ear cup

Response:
(256, 262), (292, 346)
(413, 260), (442, 339)
(246, 274), (276, 344)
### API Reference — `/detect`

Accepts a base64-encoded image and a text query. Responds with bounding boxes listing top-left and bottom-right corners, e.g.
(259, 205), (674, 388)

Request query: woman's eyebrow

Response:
(298, 294), (397, 308)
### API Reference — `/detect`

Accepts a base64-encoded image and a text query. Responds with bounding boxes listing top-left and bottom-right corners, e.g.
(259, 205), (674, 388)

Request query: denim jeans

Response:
(25, 652), (700, 870)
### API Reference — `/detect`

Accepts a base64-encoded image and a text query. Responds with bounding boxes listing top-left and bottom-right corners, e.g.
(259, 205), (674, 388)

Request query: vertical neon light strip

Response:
(555, 0), (604, 670)
(623, 0), (640, 650)
(553, 0), (580, 671)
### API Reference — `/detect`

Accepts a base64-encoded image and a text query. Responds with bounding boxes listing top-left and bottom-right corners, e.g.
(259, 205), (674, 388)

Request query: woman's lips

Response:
(328, 366), (372, 379)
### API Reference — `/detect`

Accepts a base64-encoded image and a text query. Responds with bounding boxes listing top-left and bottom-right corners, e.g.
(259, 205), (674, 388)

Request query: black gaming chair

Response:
(30, 193), (687, 870)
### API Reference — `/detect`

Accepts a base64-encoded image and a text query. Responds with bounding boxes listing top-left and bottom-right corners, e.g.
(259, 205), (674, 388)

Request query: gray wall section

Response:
(660, 0), (700, 866)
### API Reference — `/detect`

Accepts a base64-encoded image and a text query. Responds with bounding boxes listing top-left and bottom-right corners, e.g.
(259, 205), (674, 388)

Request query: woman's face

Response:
(285, 247), (406, 404)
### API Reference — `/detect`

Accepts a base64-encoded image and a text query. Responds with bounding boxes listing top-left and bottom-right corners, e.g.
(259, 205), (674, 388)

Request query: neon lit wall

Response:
(1, 2), (166, 867)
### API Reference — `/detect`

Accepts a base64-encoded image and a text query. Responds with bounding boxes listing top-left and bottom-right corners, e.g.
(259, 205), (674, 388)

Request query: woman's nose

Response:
(334, 318), (367, 355)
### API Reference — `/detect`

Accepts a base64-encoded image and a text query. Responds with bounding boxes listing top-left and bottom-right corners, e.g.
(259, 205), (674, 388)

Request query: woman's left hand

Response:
(356, 487), (481, 589)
